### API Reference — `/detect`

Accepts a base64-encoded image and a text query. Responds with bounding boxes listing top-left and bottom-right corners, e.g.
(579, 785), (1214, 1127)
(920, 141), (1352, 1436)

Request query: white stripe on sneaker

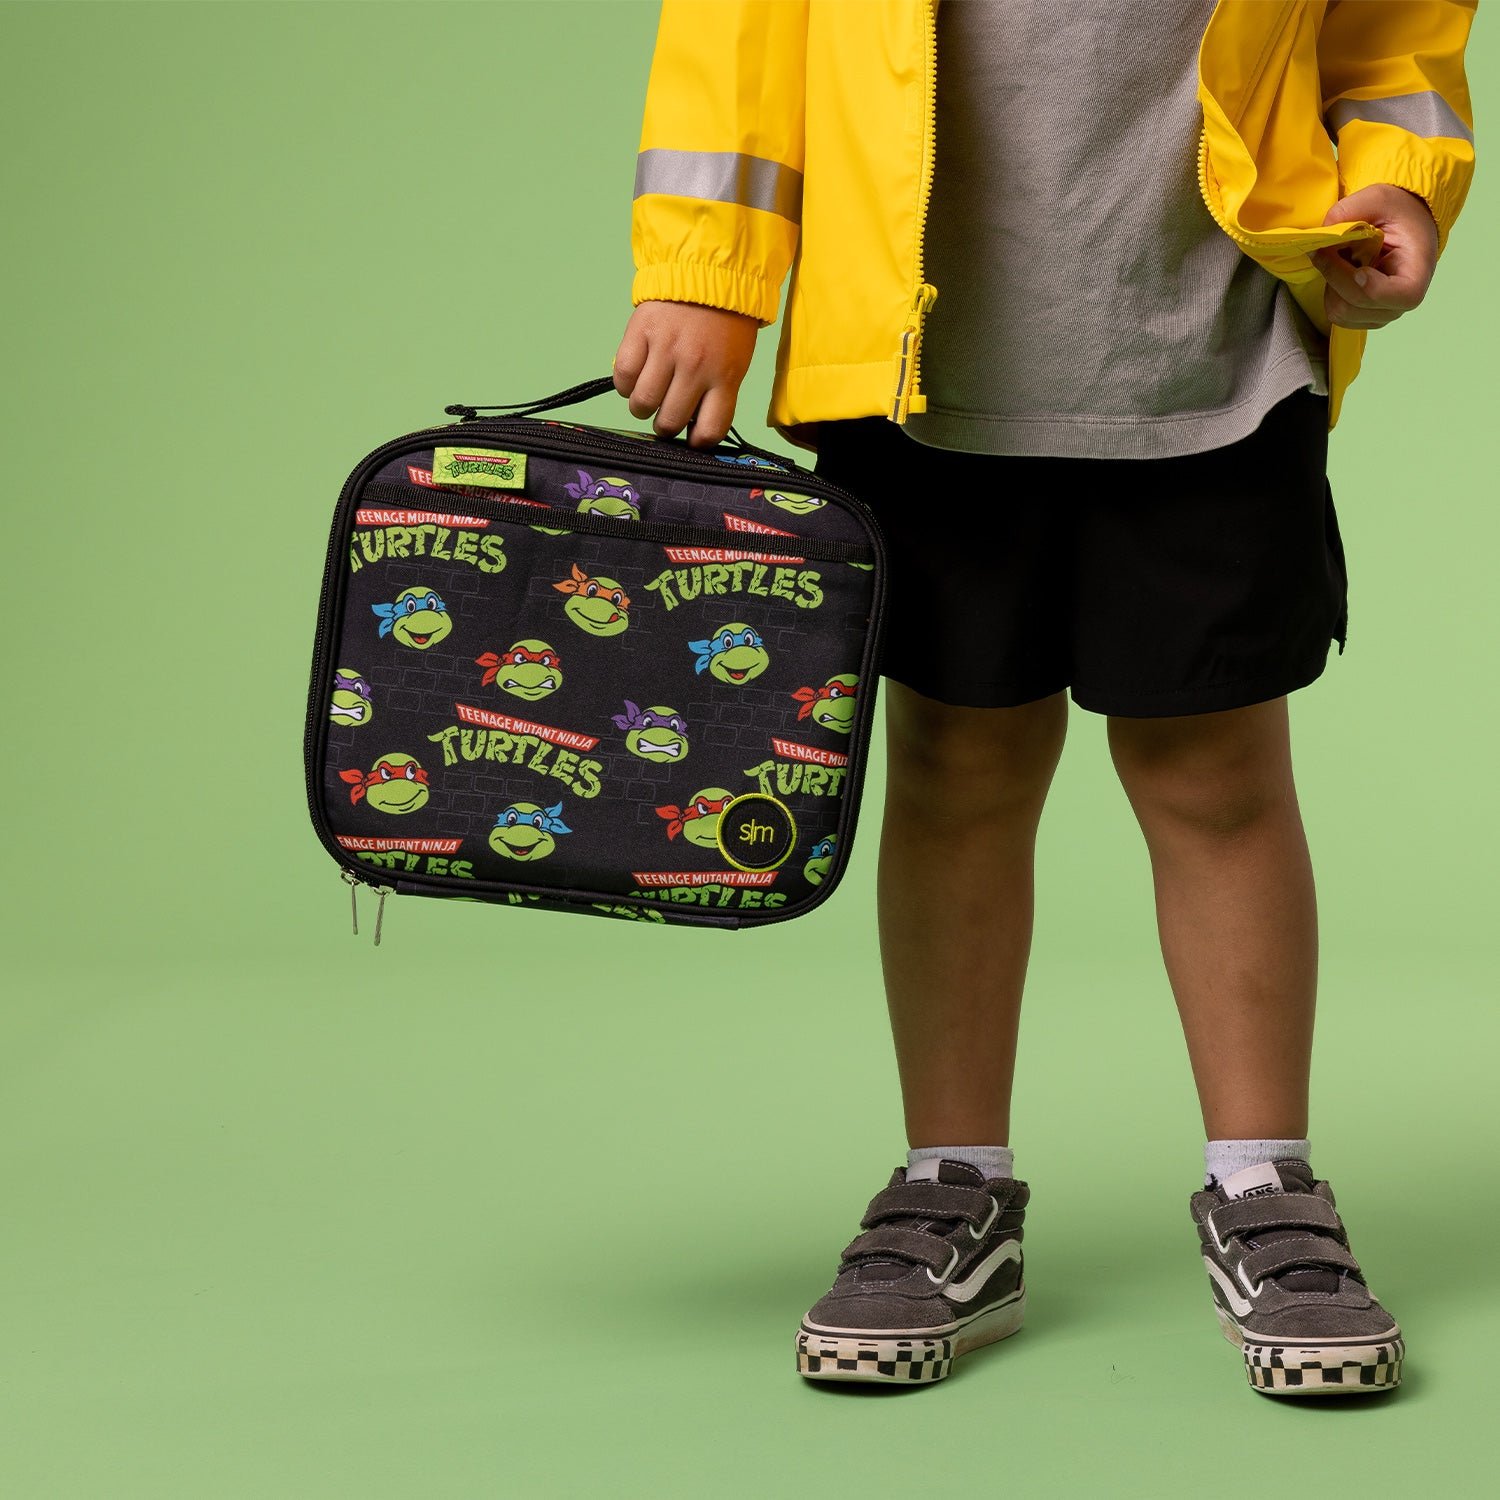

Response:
(1205, 1257), (1254, 1316)
(944, 1240), (1022, 1303)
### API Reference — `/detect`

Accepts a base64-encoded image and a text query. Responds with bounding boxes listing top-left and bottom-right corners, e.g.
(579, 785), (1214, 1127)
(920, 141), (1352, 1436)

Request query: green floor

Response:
(6, 938), (1495, 1497)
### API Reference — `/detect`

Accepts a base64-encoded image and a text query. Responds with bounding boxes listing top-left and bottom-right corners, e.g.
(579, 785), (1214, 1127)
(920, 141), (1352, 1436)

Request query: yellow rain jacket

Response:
(630, 0), (1476, 452)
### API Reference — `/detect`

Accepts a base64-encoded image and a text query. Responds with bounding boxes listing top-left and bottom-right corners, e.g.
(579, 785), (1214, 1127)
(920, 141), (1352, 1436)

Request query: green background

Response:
(3, 1), (1493, 1493)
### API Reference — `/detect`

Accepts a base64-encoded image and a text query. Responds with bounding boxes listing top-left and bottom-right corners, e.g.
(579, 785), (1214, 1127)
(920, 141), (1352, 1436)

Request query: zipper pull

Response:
(891, 284), (938, 422)
(373, 887), (389, 947)
(340, 868), (361, 936)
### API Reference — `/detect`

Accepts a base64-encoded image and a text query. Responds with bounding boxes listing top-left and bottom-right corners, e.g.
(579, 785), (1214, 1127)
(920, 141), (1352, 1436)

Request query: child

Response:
(614, 0), (1475, 1394)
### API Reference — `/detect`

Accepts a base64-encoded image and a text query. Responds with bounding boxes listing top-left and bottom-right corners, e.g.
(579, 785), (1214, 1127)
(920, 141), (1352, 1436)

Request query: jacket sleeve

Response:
(630, 0), (808, 326)
(1317, 0), (1477, 258)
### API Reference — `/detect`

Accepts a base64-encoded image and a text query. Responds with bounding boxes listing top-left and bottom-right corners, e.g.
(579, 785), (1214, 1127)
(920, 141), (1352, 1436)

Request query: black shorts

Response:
(811, 386), (1349, 717)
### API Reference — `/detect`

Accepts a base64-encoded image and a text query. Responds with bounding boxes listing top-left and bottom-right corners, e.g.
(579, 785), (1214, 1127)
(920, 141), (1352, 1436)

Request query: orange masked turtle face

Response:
(553, 563), (630, 636)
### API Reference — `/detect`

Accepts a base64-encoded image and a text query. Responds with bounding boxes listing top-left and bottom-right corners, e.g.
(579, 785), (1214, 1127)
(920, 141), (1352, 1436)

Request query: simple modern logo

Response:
(716, 793), (797, 872)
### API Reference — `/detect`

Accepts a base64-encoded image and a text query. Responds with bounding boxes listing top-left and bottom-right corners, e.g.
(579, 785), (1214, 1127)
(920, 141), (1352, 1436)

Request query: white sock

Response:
(908, 1144), (1014, 1180)
(1204, 1137), (1311, 1189)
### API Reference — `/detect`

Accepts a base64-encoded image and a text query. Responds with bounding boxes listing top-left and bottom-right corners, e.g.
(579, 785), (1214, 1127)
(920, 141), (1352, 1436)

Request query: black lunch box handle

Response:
(445, 376), (792, 471)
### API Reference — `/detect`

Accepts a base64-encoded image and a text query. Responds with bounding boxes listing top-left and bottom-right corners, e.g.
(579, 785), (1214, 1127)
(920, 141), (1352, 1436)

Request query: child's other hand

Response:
(613, 301), (758, 448)
(1312, 184), (1439, 330)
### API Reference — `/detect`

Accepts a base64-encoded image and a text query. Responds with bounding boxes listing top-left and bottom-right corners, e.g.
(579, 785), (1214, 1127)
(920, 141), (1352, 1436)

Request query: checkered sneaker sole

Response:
(796, 1291), (1025, 1384)
(795, 1330), (953, 1383)
(1217, 1306), (1404, 1395)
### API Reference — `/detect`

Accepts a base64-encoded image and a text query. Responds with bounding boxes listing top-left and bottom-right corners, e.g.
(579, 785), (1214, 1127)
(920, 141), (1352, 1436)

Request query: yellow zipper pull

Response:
(891, 283), (939, 422)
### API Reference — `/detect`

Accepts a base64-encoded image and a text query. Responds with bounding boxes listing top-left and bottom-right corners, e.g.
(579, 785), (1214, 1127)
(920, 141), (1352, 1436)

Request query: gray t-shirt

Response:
(902, 0), (1330, 460)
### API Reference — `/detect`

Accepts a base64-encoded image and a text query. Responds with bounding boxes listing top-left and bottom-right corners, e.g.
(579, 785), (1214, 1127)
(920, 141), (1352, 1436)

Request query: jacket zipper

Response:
(1196, 125), (1260, 249)
(306, 412), (890, 935)
(890, 0), (940, 423)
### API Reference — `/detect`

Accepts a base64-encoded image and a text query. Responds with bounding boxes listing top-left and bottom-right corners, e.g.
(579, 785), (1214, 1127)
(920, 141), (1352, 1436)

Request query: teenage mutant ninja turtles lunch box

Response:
(303, 375), (889, 937)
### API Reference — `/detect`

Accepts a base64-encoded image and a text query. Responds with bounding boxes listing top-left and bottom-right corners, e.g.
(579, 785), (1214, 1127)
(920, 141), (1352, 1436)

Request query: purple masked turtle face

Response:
(330, 667), (373, 727)
(563, 469), (641, 520)
(611, 700), (689, 762)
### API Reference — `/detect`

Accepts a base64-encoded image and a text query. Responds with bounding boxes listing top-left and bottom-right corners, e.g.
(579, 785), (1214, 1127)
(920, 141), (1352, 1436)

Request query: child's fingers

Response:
(652, 368), (711, 439)
(623, 343), (677, 422)
(612, 326), (648, 397)
(1311, 246), (1376, 303)
(686, 382), (737, 448)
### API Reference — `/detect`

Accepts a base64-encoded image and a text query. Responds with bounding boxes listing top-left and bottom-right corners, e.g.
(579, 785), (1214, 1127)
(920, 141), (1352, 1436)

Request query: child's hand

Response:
(1311, 184), (1440, 330)
(613, 301), (759, 448)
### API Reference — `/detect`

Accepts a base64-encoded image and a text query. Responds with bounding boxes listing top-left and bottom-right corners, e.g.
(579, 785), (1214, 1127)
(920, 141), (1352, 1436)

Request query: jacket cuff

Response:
(633, 261), (782, 326)
(1337, 131), (1472, 258)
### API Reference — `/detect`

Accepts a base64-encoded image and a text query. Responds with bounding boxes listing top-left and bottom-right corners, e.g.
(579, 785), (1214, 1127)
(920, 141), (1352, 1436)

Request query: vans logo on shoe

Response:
(1221, 1162), (1284, 1201)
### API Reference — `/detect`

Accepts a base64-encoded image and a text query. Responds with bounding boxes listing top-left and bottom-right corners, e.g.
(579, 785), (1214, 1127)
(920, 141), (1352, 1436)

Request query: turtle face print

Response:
(476, 640), (563, 701)
(612, 700), (688, 762)
(564, 469), (642, 520)
(656, 788), (733, 849)
(690, 622), (769, 684)
(339, 753), (430, 815)
(329, 668), (373, 727)
(791, 673), (858, 733)
(804, 835), (836, 884)
(553, 562), (630, 636)
(373, 587), (451, 650)
(751, 485), (826, 516)
(489, 800), (572, 861)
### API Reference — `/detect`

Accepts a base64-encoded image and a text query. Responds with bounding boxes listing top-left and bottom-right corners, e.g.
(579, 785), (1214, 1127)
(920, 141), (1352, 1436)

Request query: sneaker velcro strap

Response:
(840, 1226), (957, 1274)
(1210, 1195), (1346, 1242)
(860, 1183), (997, 1230)
(1239, 1236), (1362, 1283)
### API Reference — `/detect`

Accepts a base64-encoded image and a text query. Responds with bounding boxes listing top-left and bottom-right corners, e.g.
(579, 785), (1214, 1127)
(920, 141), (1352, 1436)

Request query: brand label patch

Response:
(716, 792), (798, 872)
(431, 446), (527, 489)
(1221, 1162), (1284, 1200)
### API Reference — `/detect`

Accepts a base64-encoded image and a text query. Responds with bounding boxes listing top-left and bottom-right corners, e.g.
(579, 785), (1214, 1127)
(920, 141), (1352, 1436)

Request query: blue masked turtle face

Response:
(373, 588), (451, 650)
(488, 800), (572, 861)
(688, 623), (769, 684)
(803, 835), (837, 885)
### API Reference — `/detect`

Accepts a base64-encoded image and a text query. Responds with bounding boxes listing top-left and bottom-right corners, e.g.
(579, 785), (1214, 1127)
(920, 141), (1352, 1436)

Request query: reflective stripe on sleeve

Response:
(1326, 91), (1474, 145)
(633, 149), (804, 223)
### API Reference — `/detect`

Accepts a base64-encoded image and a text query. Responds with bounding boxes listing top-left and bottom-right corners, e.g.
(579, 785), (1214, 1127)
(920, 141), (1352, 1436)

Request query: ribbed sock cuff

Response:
(908, 1144), (1014, 1180)
(1204, 1137), (1311, 1188)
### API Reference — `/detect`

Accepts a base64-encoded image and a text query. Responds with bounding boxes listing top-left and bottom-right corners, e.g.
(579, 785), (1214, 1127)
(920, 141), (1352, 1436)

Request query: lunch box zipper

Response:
(357, 480), (875, 563)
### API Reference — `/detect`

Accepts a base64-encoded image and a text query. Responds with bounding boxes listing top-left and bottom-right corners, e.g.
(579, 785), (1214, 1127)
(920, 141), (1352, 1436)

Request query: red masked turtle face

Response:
(340, 754), (431, 814)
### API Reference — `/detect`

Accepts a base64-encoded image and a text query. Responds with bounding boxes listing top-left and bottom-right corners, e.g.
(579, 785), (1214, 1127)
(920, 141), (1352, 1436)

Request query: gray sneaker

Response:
(1190, 1159), (1403, 1395)
(795, 1159), (1028, 1384)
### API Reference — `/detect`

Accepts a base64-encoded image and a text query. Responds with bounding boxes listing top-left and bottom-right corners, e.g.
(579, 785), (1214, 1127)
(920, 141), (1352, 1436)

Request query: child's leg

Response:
(877, 679), (1069, 1148)
(1106, 695), (1315, 1137)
